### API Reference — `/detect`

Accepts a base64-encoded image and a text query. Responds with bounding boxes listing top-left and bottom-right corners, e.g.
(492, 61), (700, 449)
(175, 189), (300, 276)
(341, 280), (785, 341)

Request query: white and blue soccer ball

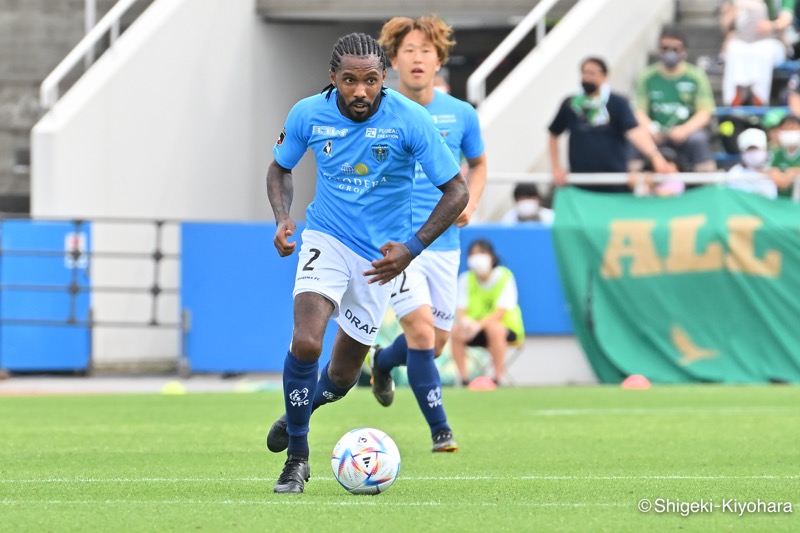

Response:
(331, 427), (401, 495)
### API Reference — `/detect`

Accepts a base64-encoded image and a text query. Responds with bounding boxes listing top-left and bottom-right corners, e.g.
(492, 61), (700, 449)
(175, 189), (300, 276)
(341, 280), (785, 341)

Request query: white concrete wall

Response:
(30, 0), (346, 365)
(475, 0), (675, 221)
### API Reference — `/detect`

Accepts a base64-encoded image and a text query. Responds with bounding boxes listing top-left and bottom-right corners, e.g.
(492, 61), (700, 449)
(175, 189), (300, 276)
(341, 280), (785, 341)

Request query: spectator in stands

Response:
(719, 0), (795, 106)
(727, 128), (778, 197)
(548, 57), (676, 193)
(450, 239), (524, 387)
(500, 183), (555, 225)
(768, 113), (800, 196)
(633, 26), (717, 173)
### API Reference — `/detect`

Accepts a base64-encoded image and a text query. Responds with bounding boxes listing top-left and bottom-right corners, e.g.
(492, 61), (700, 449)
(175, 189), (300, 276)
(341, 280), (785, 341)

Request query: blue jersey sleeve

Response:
(407, 107), (460, 187)
(460, 104), (485, 160)
(272, 100), (310, 169)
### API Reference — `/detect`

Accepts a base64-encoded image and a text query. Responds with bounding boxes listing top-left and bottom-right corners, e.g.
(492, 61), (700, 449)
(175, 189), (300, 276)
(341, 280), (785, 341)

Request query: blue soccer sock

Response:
(312, 362), (357, 412)
(282, 351), (318, 459)
(376, 334), (409, 371)
(406, 347), (450, 435)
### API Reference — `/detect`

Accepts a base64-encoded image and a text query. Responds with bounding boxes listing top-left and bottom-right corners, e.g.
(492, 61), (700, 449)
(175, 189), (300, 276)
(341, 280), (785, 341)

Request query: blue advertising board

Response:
(0, 220), (91, 371)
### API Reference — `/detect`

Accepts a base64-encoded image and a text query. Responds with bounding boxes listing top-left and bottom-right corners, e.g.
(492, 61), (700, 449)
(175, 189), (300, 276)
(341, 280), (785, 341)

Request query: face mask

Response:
(741, 149), (768, 169)
(660, 50), (682, 70)
(516, 199), (540, 218)
(581, 81), (598, 94)
(778, 130), (800, 148)
(467, 253), (493, 276)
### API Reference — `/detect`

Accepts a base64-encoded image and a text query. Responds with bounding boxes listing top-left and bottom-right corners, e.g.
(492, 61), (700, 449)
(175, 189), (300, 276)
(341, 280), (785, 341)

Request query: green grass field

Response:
(1, 385), (798, 532)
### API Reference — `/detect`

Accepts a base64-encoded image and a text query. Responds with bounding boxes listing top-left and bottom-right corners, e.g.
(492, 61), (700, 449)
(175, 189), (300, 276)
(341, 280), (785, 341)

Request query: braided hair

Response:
(322, 32), (387, 100)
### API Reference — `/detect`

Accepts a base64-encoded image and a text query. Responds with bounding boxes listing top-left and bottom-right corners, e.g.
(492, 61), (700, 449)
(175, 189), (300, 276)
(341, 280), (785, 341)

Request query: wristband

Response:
(403, 235), (426, 257)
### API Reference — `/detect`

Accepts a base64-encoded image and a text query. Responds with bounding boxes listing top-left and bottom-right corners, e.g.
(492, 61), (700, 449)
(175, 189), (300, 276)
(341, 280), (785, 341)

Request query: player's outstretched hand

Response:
(273, 217), (297, 257)
(364, 242), (413, 285)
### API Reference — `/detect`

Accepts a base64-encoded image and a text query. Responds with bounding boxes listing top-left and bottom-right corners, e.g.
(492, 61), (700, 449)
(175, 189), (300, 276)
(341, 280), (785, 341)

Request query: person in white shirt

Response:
(727, 127), (778, 198)
(500, 183), (555, 225)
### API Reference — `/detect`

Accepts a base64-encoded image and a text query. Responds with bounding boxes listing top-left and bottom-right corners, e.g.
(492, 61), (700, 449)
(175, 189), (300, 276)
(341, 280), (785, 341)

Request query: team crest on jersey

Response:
(276, 128), (286, 146)
(323, 140), (333, 157)
(372, 144), (390, 162)
(440, 129), (450, 137)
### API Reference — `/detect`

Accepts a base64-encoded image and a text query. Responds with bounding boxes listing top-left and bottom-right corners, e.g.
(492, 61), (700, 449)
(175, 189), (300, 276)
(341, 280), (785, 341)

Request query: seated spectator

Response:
(450, 240), (525, 386)
(768, 113), (800, 196)
(727, 128), (778, 197)
(629, 146), (687, 196)
(500, 183), (555, 225)
(548, 57), (675, 193)
(719, 0), (794, 106)
(632, 26), (717, 172)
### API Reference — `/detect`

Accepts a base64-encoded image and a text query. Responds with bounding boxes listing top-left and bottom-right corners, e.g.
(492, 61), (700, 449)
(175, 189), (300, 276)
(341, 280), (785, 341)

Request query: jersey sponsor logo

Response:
(323, 173), (388, 194)
(340, 162), (368, 175)
(289, 387), (309, 406)
(432, 114), (457, 125)
(376, 128), (399, 139)
(343, 308), (378, 335)
(426, 387), (443, 408)
(372, 144), (390, 162)
(312, 125), (348, 137)
(276, 128), (286, 146)
(432, 307), (455, 322)
(323, 140), (333, 157)
(365, 128), (377, 138)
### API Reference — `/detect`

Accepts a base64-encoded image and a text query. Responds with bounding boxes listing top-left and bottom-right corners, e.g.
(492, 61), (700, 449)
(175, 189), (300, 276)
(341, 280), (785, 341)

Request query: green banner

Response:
(552, 186), (800, 384)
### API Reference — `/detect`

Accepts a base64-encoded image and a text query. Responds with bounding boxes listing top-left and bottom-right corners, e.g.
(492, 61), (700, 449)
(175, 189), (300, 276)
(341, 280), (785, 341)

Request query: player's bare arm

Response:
(266, 159), (297, 257)
(455, 153), (487, 227)
(365, 173), (468, 285)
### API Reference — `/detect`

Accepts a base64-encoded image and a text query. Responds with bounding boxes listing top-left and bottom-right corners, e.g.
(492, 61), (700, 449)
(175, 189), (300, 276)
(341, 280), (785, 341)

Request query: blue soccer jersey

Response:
(273, 88), (460, 261)
(412, 91), (485, 251)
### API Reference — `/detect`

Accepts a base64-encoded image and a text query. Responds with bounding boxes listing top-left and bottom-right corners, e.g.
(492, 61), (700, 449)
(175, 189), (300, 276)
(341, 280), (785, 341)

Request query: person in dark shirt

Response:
(548, 57), (675, 193)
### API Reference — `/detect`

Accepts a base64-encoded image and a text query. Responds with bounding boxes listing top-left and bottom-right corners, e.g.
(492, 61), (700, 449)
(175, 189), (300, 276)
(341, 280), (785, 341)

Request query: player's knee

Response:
(291, 335), (323, 360)
(327, 364), (359, 389)
(402, 314), (435, 349)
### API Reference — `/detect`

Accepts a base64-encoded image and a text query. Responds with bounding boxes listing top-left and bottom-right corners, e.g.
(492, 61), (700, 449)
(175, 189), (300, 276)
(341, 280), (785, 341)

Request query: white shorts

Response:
(293, 230), (394, 345)
(390, 248), (460, 331)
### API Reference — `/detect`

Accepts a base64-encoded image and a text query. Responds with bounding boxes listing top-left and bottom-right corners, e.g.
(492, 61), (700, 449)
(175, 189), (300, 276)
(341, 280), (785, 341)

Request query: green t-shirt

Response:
(766, 0), (796, 20)
(768, 146), (800, 197)
(635, 63), (716, 130)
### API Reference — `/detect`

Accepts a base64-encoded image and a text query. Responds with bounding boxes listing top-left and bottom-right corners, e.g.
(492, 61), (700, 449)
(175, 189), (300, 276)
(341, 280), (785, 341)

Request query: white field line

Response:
(528, 407), (800, 416)
(0, 499), (634, 507)
(1, 474), (798, 484)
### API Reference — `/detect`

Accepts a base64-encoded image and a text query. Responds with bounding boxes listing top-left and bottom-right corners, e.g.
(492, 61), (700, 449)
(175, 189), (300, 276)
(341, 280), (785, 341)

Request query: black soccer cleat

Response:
(273, 455), (310, 493)
(432, 429), (458, 453)
(368, 345), (395, 407)
(266, 413), (289, 453)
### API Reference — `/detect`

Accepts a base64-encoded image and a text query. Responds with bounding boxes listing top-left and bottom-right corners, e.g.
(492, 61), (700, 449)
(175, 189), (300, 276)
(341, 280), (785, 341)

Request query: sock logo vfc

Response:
(289, 388), (310, 406)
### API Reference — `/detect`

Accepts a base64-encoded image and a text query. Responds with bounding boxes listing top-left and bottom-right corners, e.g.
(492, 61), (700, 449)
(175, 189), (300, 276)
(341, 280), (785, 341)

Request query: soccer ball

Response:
(331, 427), (401, 495)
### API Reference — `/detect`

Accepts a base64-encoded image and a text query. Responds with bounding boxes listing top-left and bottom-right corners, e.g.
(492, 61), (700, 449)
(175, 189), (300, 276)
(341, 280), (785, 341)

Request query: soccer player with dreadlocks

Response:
(265, 32), (468, 493)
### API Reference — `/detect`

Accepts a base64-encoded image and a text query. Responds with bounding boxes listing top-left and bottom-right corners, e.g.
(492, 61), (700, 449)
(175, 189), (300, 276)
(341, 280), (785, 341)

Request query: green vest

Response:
(465, 266), (525, 342)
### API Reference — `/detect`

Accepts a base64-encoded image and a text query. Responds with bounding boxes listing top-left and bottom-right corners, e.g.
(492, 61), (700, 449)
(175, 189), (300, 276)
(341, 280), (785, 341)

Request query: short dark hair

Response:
(779, 114), (800, 127)
(468, 239), (500, 268)
(513, 183), (540, 200)
(581, 57), (608, 75)
(659, 26), (687, 47)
